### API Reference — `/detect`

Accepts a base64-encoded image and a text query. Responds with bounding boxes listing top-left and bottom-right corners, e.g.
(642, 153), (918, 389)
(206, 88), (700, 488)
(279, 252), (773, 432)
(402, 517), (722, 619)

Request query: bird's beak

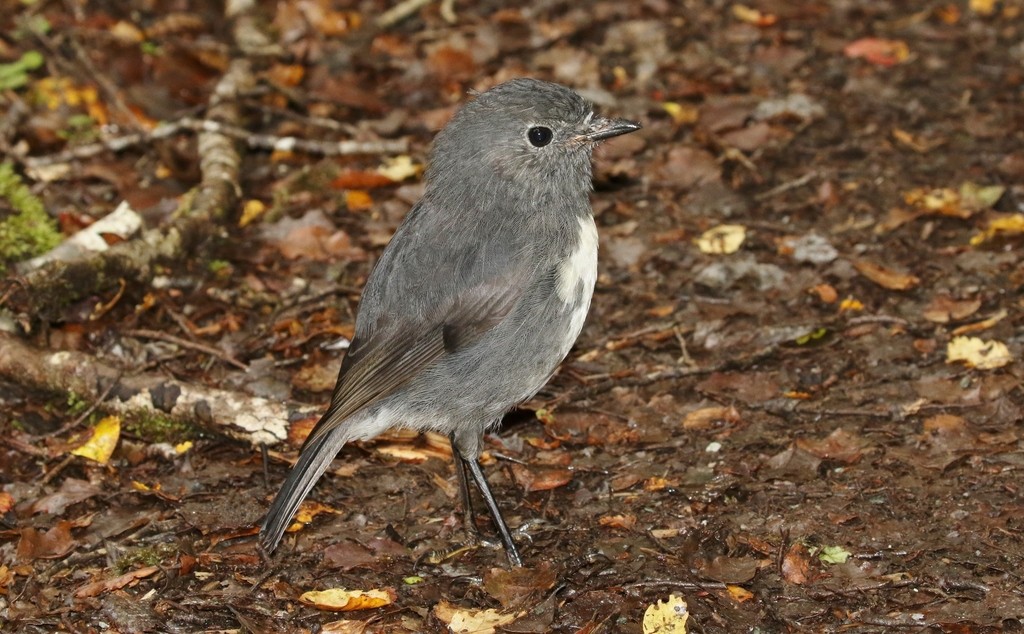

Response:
(583, 116), (642, 142)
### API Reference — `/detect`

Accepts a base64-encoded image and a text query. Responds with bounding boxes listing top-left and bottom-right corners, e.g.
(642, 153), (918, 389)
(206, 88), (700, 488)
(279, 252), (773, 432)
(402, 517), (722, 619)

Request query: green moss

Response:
(0, 161), (61, 271)
(124, 411), (201, 444)
(114, 543), (177, 574)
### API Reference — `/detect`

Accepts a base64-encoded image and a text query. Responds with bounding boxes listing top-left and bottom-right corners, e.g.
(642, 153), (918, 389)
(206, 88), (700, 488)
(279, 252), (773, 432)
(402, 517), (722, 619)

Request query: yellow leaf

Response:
(727, 585), (754, 602)
(174, 441), (193, 454)
(838, 297), (864, 312)
(299, 588), (394, 612)
(970, 213), (1024, 246)
(946, 336), (1013, 370)
(696, 224), (746, 254)
(345, 190), (373, 211)
(643, 594), (690, 634)
(661, 102), (699, 125)
(376, 155), (422, 182)
(239, 199), (267, 227)
(731, 4), (777, 26)
(71, 416), (121, 464)
(970, 0), (996, 15)
(433, 600), (519, 633)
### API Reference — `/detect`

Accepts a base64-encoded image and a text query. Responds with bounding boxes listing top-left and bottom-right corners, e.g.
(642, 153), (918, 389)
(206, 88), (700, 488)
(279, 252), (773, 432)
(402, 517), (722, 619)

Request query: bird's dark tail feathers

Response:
(259, 427), (349, 553)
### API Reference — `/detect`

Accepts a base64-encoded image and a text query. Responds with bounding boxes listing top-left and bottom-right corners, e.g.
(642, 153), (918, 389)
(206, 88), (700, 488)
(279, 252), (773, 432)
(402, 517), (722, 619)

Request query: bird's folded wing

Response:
(300, 277), (524, 449)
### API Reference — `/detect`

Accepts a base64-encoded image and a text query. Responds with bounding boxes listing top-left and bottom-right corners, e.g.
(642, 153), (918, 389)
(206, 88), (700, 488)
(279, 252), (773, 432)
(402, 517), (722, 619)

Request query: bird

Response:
(259, 78), (641, 566)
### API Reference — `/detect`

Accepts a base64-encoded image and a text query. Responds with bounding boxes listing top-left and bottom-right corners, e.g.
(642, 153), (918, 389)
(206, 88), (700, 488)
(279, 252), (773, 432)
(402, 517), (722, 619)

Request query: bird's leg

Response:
(463, 456), (523, 567)
(450, 433), (477, 535)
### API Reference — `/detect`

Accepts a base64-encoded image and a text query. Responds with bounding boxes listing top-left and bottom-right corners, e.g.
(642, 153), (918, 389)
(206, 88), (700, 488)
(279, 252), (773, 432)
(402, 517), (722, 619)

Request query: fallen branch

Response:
(0, 331), (307, 447)
(2, 59), (251, 324)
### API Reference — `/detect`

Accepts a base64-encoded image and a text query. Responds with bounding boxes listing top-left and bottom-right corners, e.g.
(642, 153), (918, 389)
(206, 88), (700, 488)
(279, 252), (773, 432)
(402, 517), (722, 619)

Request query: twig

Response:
(376, 0), (435, 28)
(126, 328), (249, 371)
(22, 117), (409, 171)
(754, 170), (817, 201)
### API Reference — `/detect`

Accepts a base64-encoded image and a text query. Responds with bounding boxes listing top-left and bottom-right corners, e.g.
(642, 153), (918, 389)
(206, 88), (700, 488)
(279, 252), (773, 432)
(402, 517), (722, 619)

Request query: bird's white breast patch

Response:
(557, 215), (599, 304)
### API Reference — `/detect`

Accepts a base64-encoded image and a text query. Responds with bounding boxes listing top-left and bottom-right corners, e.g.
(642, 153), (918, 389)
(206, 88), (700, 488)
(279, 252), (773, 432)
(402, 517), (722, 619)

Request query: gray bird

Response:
(259, 78), (640, 566)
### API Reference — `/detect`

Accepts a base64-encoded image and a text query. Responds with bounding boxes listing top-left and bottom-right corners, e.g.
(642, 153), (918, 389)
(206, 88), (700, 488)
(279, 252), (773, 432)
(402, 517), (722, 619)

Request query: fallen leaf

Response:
(852, 259), (920, 291)
(951, 309), (1008, 335)
(30, 478), (103, 515)
(598, 514), (637, 530)
(642, 594), (689, 634)
(795, 428), (865, 464)
(0, 491), (14, 513)
(922, 295), (982, 323)
(433, 600), (519, 633)
(511, 465), (573, 492)
(696, 224), (746, 255)
(376, 155), (422, 182)
(661, 102), (699, 125)
(74, 566), (160, 598)
(71, 416), (121, 464)
(727, 585), (754, 602)
(970, 213), (1024, 246)
(17, 521), (77, 561)
(843, 37), (910, 66)
(946, 336), (1013, 370)
(781, 543), (812, 585)
(681, 405), (740, 430)
(483, 562), (557, 608)
(817, 545), (851, 565)
(299, 588), (395, 612)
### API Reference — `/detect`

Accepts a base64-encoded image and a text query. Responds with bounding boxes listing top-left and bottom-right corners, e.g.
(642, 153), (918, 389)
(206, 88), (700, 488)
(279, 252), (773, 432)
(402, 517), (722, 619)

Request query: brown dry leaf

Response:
(30, 478), (103, 515)
(681, 405), (740, 430)
(920, 414), (973, 453)
(644, 477), (674, 492)
(891, 128), (942, 153)
(374, 442), (449, 463)
(843, 37), (910, 66)
(781, 543), (812, 585)
(922, 295), (982, 324)
(0, 565), (12, 593)
(700, 556), (759, 584)
(17, 521), (77, 561)
(322, 541), (377, 571)
(300, 588), (395, 612)
(809, 284), (838, 304)
(332, 171), (396, 190)
(852, 259), (920, 291)
(0, 491), (14, 514)
(433, 600), (520, 633)
(598, 514), (637, 530)
(951, 309), (1008, 335)
(511, 465), (573, 493)
(794, 428), (866, 465)
(321, 619), (371, 634)
(731, 4), (777, 26)
(74, 566), (160, 598)
(483, 561), (557, 608)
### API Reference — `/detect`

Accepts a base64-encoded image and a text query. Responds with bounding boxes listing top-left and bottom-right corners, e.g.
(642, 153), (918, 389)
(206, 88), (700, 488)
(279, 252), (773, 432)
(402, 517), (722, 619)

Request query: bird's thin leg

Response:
(450, 433), (477, 535)
(464, 456), (523, 567)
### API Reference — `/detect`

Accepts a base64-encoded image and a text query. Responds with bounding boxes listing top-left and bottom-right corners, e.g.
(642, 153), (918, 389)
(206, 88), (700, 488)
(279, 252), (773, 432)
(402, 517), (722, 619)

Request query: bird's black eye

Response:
(527, 126), (553, 147)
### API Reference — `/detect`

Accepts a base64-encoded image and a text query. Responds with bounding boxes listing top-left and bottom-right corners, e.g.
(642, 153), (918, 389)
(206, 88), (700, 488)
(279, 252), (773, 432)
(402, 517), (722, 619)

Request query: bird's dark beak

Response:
(583, 116), (642, 142)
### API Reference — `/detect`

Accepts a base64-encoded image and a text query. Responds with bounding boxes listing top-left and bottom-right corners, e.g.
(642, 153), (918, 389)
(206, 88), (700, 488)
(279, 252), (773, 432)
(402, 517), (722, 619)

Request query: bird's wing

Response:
(300, 198), (531, 448)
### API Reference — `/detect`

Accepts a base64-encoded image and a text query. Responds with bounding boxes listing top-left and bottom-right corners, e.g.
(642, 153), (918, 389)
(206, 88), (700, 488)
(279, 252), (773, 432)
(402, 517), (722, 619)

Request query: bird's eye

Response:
(527, 126), (553, 147)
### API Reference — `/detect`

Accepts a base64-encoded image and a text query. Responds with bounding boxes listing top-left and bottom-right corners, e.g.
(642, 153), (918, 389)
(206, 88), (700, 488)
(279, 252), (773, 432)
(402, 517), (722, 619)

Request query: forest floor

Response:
(1, 0), (1023, 632)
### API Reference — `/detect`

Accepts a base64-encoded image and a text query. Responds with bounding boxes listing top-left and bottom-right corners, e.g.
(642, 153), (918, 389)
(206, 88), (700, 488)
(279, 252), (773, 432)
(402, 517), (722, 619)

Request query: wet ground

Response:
(1, 0), (1023, 632)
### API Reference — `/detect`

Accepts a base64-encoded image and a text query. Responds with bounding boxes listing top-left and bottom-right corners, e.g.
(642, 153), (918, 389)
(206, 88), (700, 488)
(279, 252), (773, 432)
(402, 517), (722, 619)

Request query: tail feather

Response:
(259, 427), (349, 553)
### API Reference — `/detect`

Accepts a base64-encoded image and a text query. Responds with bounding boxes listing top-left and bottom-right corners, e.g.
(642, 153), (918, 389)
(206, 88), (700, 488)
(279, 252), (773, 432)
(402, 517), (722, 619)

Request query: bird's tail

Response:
(259, 426), (350, 553)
